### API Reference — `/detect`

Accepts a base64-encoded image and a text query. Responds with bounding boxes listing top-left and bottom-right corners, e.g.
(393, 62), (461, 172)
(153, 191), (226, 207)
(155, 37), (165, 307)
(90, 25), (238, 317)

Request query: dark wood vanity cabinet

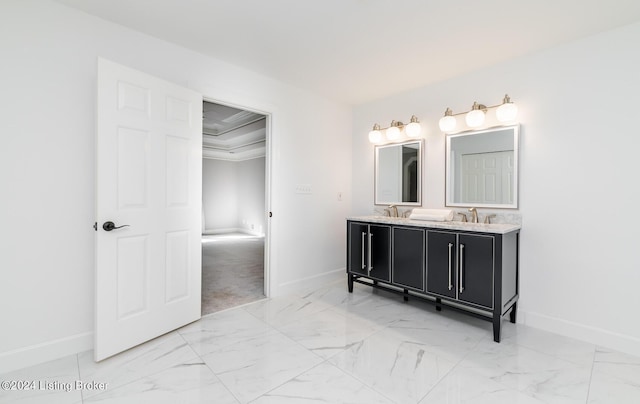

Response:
(427, 231), (494, 309)
(347, 222), (391, 285)
(392, 227), (425, 292)
(347, 219), (519, 342)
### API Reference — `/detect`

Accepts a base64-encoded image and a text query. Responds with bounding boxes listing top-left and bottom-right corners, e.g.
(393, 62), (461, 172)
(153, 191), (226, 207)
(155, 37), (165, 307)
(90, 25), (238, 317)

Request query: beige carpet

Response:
(201, 233), (265, 315)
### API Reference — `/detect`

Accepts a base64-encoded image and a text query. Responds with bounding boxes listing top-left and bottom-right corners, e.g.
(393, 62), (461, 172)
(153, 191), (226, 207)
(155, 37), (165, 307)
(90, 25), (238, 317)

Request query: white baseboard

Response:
(275, 268), (345, 297)
(520, 310), (640, 358)
(0, 331), (93, 375)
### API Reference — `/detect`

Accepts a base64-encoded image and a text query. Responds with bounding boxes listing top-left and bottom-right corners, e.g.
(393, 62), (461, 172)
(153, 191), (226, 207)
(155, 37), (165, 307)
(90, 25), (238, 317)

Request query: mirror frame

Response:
(374, 140), (422, 206)
(445, 124), (519, 209)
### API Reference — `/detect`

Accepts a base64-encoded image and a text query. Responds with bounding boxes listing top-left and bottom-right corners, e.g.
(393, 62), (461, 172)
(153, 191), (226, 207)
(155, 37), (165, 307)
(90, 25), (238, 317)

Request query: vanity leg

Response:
(435, 298), (442, 312)
(348, 275), (353, 293)
(493, 312), (502, 342)
(403, 288), (409, 302)
(509, 302), (517, 324)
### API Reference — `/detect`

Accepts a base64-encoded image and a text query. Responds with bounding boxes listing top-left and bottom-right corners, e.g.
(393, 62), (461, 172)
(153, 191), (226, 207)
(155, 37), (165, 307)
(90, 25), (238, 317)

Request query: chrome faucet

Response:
(468, 207), (478, 223)
(388, 205), (398, 217)
(457, 212), (468, 222)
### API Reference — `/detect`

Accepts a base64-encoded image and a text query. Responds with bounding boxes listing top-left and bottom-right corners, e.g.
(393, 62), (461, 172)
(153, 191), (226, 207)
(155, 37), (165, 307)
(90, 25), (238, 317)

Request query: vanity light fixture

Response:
(439, 94), (518, 133)
(368, 123), (382, 143)
(496, 94), (518, 122)
(386, 120), (401, 140)
(368, 115), (421, 143)
(439, 108), (457, 133)
(465, 101), (486, 128)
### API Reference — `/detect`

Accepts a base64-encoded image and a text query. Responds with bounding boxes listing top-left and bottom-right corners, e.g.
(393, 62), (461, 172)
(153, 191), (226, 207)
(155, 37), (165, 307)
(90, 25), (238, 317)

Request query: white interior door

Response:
(460, 150), (513, 204)
(95, 58), (202, 361)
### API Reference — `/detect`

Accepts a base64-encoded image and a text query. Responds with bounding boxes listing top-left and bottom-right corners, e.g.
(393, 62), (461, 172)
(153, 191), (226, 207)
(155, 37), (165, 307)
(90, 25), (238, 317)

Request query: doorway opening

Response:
(201, 100), (268, 315)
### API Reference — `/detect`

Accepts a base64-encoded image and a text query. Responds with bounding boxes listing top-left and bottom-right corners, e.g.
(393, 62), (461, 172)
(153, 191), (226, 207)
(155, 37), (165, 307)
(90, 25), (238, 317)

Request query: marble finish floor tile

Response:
(385, 319), (486, 363)
(251, 362), (394, 404)
(458, 338), (592, 404)
(334, 287), (433, 328)
(0, 355), (82, 404)
(5, 281), (640, 403)
(200, 328), (323, 403)
(276, 307), (382, 359)
(330, 328), (459, 404)
(419, 367), (548, 404)
(77, 332), (199, 398)
(178, 308), (272, 357)
(242, 294), (332, 328)
(587, 348), (640, 404)
(498, 323), (596, 366)
(82, 361), (237, 404)
(298, 279), (373, 308)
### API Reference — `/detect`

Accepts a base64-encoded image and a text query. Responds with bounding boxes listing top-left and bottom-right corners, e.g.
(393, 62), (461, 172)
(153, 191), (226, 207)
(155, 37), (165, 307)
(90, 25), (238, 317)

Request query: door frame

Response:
(201, 96), (272, 298)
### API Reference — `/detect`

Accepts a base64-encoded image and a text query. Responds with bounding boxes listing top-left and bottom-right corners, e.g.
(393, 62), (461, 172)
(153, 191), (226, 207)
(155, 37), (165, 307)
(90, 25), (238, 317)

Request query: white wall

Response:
(352, 22), (640, 356)
(0, 0), (351, 373)
(237, 157), (266, 235)
(202, 157), (266, 235)
(202, 159), (240, 231)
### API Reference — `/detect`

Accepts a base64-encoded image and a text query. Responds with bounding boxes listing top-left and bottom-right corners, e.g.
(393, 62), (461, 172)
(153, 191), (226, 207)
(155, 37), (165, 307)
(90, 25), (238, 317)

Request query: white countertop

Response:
(347, 216), (521, 234)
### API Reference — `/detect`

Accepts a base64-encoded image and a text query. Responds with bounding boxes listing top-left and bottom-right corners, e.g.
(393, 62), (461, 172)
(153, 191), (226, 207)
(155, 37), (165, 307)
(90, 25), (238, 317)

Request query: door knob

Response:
(102, 221), (130, 231)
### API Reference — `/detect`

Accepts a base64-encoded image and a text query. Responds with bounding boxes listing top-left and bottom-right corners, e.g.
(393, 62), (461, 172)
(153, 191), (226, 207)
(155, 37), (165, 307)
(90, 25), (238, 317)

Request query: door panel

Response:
(460, 151), (513, 204)
(426, 231), (457, 299)
(348, 222), (368, 276)
(369, 225), (390, 282)
(165, 231), (190, 303)
(392, 227), (424, 291)
(116, 235), (149, 319)
(96, 58), (202, 361)
(458, 234), (494, 308)
(117, 127), (149, 208)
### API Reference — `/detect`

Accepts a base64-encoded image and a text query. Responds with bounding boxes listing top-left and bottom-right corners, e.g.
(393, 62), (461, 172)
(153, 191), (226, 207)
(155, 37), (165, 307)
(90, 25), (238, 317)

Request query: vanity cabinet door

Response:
(426, 231), (457, 299)
(392, 227), (425, 291)
(457, 234), (494, 309)
(348, 222), (369, 276)
(369, 225), (391, 282)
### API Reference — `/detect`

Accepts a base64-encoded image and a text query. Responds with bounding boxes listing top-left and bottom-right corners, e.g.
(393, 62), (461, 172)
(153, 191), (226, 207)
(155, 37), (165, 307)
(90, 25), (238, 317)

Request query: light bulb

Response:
(405, 116), (421, 138)
(368, 124), (382, 143)
(438, 108), (456, 133)
(496, 95), (518, 122)
(465, 102), (485, 127)
(386, 125), (400, 140)
(405, 122), (421, 137)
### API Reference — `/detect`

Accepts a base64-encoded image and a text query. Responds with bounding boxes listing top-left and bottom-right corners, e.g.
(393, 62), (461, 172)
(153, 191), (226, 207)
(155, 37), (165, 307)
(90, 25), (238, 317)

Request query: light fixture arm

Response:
(444, 94), (515, 117)
(439, 94), (517, 133)
(368, 115), (421, 143)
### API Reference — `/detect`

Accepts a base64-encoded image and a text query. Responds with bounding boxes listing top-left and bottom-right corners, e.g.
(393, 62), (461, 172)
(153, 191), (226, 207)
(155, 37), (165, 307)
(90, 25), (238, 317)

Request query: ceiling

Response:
(55, 0), (640, 105)
(202, 101), (266, 161)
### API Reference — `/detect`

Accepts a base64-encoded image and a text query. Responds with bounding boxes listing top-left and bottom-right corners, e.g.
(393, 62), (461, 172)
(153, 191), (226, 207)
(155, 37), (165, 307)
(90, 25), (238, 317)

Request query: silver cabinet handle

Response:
(448, 242), (453, 291)
(361, 232), (366, 269)
(459, 243), (465, 293)
(367, 232), (373, 275)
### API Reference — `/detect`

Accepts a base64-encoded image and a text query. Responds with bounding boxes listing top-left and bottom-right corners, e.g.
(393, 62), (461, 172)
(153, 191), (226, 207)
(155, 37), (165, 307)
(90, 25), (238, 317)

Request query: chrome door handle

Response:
(459, 243), (465, 293)
(103, 221), (130, 231)
(448, 242), (453, 291)
(361, 232), (366, 269)
(368, 232), (373, 275)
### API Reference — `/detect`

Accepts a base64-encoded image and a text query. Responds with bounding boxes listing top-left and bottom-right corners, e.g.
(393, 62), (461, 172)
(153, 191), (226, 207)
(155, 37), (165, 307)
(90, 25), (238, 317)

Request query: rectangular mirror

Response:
(446, 125), (519, 209)
(375, 140), (422, 206)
